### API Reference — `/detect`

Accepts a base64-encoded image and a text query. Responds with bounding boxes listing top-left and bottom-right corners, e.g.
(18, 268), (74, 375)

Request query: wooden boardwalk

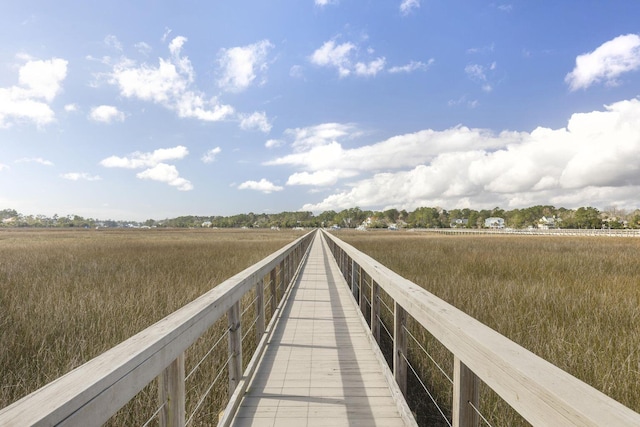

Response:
(231, 234), (409, 427)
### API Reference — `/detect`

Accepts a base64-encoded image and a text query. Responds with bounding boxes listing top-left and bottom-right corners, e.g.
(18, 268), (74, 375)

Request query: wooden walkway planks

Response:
(231, 233), (409, 427)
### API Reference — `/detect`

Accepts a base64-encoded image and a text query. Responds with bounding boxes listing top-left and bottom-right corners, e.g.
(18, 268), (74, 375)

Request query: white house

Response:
(484, 217), (505, 228)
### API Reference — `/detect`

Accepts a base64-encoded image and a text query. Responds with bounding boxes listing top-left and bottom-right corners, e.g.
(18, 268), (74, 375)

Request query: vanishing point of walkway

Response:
(231, 234), (408, 427)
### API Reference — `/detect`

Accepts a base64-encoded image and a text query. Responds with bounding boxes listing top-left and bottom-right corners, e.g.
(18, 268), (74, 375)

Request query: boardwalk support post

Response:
(358, 264), (366, 316)
(453, 357), (480, 427)
(279, 259), (285, 301)
(256, 278), (265, 340)
(394, 302), (408, 396)
(158, 353), (185, 427)
(371, 280), (380, 344)
(269, 269), (277, 318)
(227, 301), (242, 395)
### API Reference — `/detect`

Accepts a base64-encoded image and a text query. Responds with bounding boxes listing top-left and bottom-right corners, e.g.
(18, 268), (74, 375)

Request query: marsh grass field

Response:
(0, 228), (306, 425)
(339, 230), (640, 425)
(1, 228), (639, 425)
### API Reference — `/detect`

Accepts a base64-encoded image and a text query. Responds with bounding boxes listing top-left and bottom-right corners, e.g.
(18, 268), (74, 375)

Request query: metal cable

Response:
(240, 295), (258, 317)
(378, 294), (394, 316)
(185, 353), (234, 426)
(468, 400), (495, 427)
(241, 315), (259, 342)
(402, 352), (452, 427)
(362, 293), (371, 309)
(377, 314), (394, 341)
(403, 325), (453, 384)
(186, 329), (230, 381)
(140, 401), (166, 427)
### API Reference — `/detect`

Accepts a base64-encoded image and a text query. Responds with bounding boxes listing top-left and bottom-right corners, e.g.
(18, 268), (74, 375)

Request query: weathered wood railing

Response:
(321, 229), (640, 427)
(0, 230), (314, 427)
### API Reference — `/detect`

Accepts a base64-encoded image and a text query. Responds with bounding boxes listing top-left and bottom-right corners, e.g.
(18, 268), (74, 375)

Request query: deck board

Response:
(231, 234), (408, 427)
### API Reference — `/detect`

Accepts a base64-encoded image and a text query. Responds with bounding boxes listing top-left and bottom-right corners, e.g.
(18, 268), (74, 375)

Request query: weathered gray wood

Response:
(256, 279), (265, 340)
(219, 232), (314, 427)
(158, 354), (186, 427)
(322, 230), (640, 427)
(227, 301), (242, 395)
(230, 234), (417, 427)
(358, 264), (366, 316)
(393, 302), (407, 396)
(347, 261), (358, 299)
(0, 231), (314, 427)
(453, 357), (479, 427)
(278, 259), (285, 302)
(269, 268), (277, 318)
(371, 279), (380, 344)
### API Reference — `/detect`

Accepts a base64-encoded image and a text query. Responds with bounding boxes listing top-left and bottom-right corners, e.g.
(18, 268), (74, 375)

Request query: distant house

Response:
(537, 216), (557, 229)
(202, 221), (212, 228)
(450, 218), (468, 228)
(484, 217), (505, 229)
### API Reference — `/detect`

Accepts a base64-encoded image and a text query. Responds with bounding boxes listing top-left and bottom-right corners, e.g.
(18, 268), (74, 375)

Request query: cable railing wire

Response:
(378, 294), (394, 317)
(404, 325), (453, 385)
(140, 401), (166, 427)
(469, 400), (495, 427)
(186, 328), (230, 381)
(185, 352), (234, 426)
(402, 352), (452, 427)
(377, 314), (394, 341)
(362, 293), (371, 309)
(241, 315), (259, 343)
(240, 294), (259, 317)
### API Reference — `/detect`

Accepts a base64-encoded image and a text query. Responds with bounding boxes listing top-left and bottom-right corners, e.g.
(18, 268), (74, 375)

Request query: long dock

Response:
(230, 234), (409, 426)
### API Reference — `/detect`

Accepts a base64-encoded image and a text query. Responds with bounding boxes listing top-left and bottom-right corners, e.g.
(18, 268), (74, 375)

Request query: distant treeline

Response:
(2, 206), (639, 230)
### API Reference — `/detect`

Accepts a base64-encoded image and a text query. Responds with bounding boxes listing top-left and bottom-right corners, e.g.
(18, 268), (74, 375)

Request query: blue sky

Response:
(1, 1), (640, 221)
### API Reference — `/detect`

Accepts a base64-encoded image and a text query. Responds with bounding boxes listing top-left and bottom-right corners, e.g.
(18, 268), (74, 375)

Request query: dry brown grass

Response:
(0, 228), (304, 424)
(338, 230), (640, 425)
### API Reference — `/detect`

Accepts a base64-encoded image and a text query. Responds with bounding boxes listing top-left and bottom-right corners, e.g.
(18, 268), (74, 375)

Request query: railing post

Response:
(227, 301), (242, 395)
(371, 280), (380, 343)
(453, 357), (480, 427)
(269, 268), (277, 317)
(394, 302), (408, 396)
(358, 265), (366, 316)
(350, 259), (356, 294)
(158, 353), (185, 427)
(256, 279), (265, 340)
(279, 259), (285, 299)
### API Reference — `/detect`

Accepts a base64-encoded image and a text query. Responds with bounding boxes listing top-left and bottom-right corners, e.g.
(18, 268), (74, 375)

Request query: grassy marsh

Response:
(338, 230), (640, 424)
(0, 228), (304, 424)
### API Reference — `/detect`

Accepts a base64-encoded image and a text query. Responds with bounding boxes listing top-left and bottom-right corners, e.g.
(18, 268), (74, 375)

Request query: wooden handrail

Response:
(321, 229), (640, 427)
(0, 230), (315, 427)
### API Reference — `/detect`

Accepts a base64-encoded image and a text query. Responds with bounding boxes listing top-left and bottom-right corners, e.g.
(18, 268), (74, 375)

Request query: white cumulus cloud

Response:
(240, 111), (272, 133)
(238, 178), (283, 194)
(100, 145), (189, 169)
(400, 0), (420, 15)
(217, 40), (274, 92)
(284, 122), (359, 152)
(100, 145), (192, 191)
(108, 36), (234, 122)
(89, 105), (125, 123)
(355, 57), (386, 77)
(15, 157), (54, 166)
(136, 163), (193, 191)
(389, 59), (434, 74)
(310, 40), (356, 77)
(61, 172), (102, 181)
(565, 34), (640, 90)
(296, 98), (640, 212)
(0, 57), (68, 128)
(202, 147), (222, 163)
